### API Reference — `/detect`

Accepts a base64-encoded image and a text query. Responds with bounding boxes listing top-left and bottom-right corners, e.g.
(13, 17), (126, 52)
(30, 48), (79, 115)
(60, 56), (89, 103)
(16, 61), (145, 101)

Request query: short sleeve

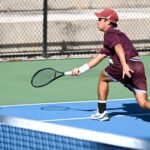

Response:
(104, 32), (121, 49)
(99, 47), (111, 55)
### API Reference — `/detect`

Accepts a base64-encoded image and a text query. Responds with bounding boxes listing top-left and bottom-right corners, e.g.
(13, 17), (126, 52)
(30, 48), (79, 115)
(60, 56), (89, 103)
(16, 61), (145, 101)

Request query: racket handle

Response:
(64, 71), (72, 76)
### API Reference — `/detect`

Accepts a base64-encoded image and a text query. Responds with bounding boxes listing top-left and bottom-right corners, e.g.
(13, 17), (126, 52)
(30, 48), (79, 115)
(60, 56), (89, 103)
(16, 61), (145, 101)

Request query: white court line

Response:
(0, 97), (149, 108)
(42, 113), (150, 122)
(42, 117), (90, 122)
(115, 113), (150, 118)
(0, 97), (140, 108)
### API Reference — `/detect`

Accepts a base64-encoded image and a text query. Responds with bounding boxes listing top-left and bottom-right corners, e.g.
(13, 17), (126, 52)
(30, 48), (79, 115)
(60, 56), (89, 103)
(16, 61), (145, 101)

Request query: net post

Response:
(43, 0), (48, 58)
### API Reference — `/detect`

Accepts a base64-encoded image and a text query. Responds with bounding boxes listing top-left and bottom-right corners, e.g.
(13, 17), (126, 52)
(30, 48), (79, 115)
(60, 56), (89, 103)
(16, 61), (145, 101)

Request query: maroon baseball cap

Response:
(95, 8), (119, 24)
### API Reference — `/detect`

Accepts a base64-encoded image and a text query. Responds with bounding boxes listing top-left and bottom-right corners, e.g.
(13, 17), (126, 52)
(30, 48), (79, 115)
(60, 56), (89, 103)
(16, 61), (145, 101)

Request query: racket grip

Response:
(64, 71), (72, 76)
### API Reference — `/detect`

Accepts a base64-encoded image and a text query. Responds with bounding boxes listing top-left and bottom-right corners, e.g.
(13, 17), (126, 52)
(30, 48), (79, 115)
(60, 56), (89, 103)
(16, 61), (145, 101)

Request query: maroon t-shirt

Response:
(100, 27), (139, 64)
(99, 27), (147, 92)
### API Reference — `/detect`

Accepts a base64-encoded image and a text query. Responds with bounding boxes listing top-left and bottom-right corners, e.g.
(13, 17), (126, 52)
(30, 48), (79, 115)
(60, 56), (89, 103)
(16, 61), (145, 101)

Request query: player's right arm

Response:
(114, 44), (134, 78)
(72, 53), (106, 76)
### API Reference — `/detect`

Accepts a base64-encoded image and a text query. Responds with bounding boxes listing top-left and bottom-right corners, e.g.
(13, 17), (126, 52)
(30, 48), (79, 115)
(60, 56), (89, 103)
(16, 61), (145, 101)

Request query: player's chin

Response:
(97, 26), (103, 31)
(99, 28), (104, 32)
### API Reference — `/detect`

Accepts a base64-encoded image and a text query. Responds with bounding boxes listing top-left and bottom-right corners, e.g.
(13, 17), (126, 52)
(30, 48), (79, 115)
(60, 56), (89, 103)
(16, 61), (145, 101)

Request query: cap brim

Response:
(95, 12), (118, 24)
(95, 13), (105, 18)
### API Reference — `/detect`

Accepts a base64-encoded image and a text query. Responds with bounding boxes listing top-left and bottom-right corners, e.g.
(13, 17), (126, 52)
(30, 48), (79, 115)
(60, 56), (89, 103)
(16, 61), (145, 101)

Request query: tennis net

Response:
(0, 115), (150, 150)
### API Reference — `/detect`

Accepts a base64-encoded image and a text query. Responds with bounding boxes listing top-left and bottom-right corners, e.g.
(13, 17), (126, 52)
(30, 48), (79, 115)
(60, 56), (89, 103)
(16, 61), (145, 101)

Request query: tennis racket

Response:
(31, 68), (72, 88)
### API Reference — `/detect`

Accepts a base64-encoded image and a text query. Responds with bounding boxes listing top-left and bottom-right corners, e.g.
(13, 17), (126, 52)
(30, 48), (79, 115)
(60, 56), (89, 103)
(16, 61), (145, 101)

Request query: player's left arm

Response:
(114, 44), (134, 79)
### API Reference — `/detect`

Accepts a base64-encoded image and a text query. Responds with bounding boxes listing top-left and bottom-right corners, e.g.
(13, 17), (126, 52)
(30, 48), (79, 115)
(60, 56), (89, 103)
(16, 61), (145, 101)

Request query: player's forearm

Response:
(115, 44), (133, 78)
(79, 54), (106, 74)
(115, 44), (127, 66)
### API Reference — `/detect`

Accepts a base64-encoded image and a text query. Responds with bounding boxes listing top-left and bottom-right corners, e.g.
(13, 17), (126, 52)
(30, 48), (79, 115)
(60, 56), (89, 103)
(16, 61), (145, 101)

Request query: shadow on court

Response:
(109, 103), (150, 122)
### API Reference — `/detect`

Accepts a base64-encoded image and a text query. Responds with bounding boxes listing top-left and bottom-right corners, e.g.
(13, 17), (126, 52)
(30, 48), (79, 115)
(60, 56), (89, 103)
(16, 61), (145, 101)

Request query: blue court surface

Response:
(0, 98), (150, 149)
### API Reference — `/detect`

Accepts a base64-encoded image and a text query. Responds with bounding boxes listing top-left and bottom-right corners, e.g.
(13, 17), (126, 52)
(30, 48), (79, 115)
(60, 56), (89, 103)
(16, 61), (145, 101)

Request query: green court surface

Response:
(0, 56), (149, 105)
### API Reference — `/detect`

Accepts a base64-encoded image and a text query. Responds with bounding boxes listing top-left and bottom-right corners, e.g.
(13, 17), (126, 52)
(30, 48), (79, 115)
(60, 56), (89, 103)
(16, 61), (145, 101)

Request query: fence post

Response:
(43, 0), (48, 58)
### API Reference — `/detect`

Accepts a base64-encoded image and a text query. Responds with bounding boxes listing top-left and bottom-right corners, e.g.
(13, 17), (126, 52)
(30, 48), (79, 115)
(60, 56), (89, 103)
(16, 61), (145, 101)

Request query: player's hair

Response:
(104, 18), (117, 28)
(109, 22), (117, 28)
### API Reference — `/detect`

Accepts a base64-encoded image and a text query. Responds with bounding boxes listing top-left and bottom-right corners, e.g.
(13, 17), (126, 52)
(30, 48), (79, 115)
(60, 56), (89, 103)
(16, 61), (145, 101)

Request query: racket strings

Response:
(32, 69), (56, 87)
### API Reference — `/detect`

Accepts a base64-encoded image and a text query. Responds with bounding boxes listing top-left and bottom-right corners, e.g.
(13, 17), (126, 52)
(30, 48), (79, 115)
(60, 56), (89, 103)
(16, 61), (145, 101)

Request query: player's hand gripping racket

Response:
(31, 68), (72, 88)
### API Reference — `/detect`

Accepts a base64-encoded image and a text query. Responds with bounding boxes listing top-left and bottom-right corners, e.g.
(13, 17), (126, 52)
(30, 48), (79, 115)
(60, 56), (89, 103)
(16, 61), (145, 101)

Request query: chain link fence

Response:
(0, 0), (43, 59)
(0, 0), (150, 60)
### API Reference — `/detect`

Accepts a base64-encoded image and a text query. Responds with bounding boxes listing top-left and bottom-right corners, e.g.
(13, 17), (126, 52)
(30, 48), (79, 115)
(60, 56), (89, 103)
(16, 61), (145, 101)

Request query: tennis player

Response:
(71, 8), (150, 121)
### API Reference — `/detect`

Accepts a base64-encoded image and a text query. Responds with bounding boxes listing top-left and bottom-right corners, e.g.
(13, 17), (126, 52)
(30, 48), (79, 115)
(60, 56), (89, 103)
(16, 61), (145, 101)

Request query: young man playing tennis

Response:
(72, 8), (150, 121)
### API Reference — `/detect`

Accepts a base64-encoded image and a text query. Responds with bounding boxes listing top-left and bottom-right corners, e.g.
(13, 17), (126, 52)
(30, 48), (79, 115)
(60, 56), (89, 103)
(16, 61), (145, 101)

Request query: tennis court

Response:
(0, 1), (150, 149)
